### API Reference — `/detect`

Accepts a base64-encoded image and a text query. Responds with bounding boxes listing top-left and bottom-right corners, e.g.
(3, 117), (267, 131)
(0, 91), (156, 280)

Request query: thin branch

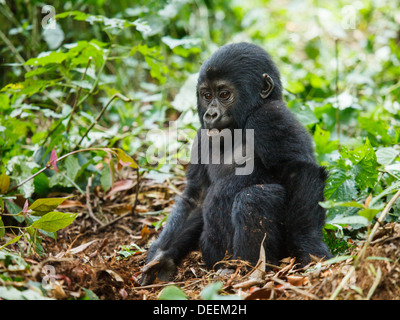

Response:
(86, 175), (104, 227)
(74, 93), (132, 149)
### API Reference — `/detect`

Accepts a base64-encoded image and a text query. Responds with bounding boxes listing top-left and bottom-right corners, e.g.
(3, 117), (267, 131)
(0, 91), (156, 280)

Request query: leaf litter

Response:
(1, 167), (400, 300)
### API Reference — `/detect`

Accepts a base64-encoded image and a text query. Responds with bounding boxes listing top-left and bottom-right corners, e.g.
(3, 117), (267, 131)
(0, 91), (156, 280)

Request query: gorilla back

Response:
(140, 42), (331, 285)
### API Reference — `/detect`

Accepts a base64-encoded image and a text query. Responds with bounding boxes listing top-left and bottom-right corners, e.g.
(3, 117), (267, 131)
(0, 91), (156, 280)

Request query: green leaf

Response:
(324, 168), (357, 201)
(287, 100), (318, 126)
(319, 200), (365, 209)
(0, 172), (10, 194)
(340, 139), (378, 190)
(313, 125), (339, 157)
(81, 288), (100, 300)
(109, 148), (138, 168)
(201, 282), (223, 300)
(328, 215), (369, 227)
(25, 51), (68, 67)
(65, 156), (80, 181)
(31, 211), (77, 232)
(0, 234), (22, 251)
(200, 281), (240, 300)
(159, 286), (188, 300)
(29, 197), (69, 215)
(376, 147), (398, 165)
(358, 208), (381, 222)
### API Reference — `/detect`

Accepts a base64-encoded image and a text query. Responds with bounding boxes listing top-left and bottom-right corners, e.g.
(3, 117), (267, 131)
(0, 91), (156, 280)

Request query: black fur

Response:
(140, 42), (331, 285)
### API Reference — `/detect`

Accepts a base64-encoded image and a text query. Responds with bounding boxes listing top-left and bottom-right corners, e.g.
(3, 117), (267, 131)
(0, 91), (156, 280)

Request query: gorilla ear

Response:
(260, 73), (275, 99)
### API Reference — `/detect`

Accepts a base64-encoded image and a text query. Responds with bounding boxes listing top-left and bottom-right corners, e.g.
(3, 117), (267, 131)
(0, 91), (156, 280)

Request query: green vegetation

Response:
(0, 0), (399, 300)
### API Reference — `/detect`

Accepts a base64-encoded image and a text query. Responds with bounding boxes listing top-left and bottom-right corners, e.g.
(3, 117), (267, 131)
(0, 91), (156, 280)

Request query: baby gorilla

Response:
(140, 42), (331, 285)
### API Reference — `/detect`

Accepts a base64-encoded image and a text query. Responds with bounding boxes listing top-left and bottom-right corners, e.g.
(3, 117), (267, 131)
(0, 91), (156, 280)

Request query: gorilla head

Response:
(197, 42), (283, 131)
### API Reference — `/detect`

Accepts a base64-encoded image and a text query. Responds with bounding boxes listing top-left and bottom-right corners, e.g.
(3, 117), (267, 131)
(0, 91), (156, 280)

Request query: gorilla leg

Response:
(231, 184), (286, 266)
(280, 161), (332, 264)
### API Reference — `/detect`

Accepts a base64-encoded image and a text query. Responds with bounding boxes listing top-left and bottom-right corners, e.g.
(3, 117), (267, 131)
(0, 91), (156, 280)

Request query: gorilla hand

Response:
(140, 250), (176, 285)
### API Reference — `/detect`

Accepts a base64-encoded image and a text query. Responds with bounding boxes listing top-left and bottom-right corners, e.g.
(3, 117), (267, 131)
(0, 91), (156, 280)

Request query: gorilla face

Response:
(197, 78), (236, 134)
(197, 42), (282, 132)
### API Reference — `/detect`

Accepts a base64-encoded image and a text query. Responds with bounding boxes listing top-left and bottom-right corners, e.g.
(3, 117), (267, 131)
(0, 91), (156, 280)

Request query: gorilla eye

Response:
(203, 92), (212, 100)
(219, 91), (230, 99)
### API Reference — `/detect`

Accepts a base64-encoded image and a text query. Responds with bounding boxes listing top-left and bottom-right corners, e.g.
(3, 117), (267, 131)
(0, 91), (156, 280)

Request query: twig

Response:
(329, 265), (355, 300)
(271, 276), (320, 300)
(86, 175), (104, 227)
(131, 166), (141, 215)
(366, 266), (382, 300)
(74, 93), (132, 149)
(133, 281), (187, 290)
(6, 164), (51, 194)
(5, 147), (106, 195)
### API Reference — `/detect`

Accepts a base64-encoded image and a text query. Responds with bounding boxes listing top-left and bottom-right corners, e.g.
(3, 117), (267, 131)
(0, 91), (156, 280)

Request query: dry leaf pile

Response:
(3, 169), (400, 300)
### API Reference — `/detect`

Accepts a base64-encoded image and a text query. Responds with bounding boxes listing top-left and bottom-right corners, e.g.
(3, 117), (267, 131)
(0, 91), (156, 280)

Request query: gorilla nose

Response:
(203, 109), (221, 124)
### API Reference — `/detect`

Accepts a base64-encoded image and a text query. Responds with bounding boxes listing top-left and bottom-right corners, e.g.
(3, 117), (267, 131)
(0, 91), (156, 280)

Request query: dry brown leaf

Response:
(287, 275), (308, 286)
(58, 199), (85, 208)
(106, 179), (135, 197)
(68, 239), (99, 255)
(141, 225), (150, 239)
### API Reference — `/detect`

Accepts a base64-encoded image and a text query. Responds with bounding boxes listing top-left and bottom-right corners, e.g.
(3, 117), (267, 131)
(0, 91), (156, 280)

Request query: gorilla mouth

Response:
(207, 128), (230, 136)
(207, 128), (221, 136)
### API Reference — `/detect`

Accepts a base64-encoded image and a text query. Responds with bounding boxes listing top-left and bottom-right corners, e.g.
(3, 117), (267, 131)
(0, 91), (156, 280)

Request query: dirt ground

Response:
(3, 171), (400, 300)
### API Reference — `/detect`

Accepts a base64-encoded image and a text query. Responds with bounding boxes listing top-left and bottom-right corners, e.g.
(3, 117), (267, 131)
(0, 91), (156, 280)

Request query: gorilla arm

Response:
(140, 163), (208, 285)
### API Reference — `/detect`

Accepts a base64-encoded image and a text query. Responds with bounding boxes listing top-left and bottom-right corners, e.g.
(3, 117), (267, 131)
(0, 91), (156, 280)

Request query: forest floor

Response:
(3, 169), (400, 300)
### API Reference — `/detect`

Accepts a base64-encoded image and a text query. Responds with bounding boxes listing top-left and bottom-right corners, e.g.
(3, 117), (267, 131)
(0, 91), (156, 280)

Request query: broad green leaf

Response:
(0, 173), (10, 194)
(287, 100), (318, 126)
(313, 125), (339, 157)
(55, 11), (90, 21)
(376, 147), (398, 165)
(358, 208), (381, 222)
(31, 211), (77, 232)
(324, 168), (357, 201)
(29, 198), (69, 215)
(25, 51), (68, 67)
(340, 139), (378, 190)
(201, 282), (223, 300)
(65, 156), (80, 181)
(200, 281), (240, 300)
(358, 117), (393, 145)
(352, 142), (378, 190)
(159, 286), (188, 300)
(110, 148), (138, 168)
(328, 215), (369, 226)
(319, 200), (365, 209)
